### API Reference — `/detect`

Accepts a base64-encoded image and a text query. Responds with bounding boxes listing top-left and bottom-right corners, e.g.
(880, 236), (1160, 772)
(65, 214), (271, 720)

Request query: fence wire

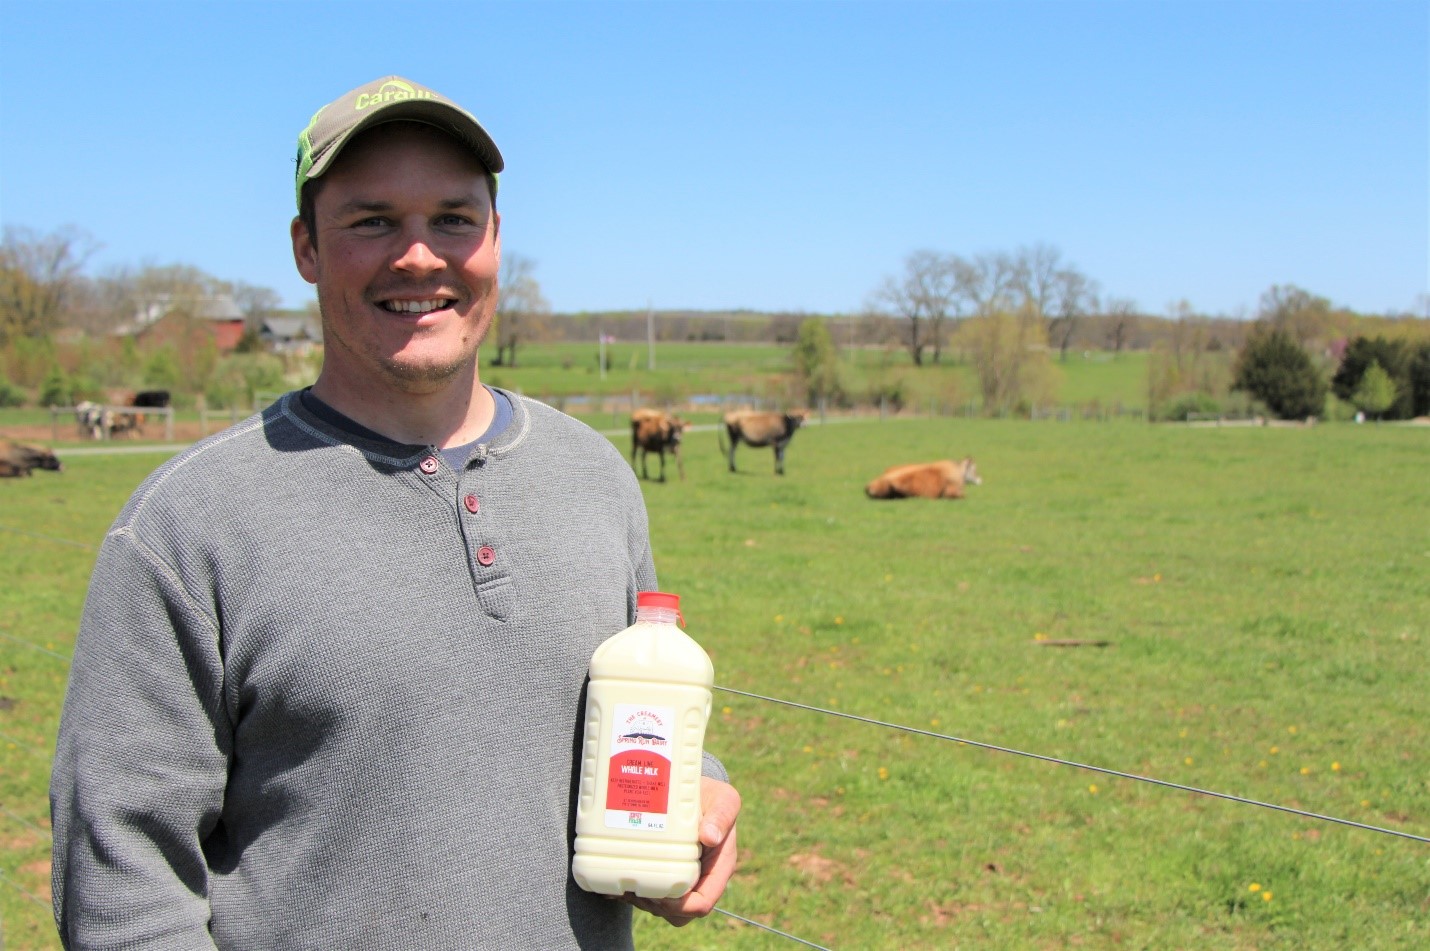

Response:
(718, 686), (1429, 844)
(2, 521), (1425, 951)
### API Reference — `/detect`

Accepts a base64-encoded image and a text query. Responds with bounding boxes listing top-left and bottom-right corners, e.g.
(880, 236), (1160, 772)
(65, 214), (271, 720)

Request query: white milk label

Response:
(605, 703), (674, 830)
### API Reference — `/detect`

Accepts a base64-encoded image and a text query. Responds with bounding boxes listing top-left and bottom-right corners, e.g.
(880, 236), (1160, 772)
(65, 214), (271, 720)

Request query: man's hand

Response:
(625, 776), (741, 927)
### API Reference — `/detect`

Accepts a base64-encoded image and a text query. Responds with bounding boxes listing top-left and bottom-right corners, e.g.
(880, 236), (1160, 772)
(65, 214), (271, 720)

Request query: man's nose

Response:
(391, 229), (445, 274)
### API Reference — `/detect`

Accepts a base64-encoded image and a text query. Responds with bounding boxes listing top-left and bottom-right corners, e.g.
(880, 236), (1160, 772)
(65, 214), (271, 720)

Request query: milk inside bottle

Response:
(572, 591), (714, 898)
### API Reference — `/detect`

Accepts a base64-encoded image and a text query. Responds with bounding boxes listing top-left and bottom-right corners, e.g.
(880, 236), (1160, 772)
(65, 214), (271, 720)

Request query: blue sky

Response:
(2, 0), (1425, 318)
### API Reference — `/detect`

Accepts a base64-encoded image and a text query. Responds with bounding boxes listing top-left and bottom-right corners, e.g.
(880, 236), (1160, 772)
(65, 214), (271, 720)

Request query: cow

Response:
(630, 408), (691, 482)
(131, 389), (171, 409)
(74, 401), (107, 440)
(719, 409), (807, 475)
(865, 457), (981, 500)
(0, 438), (63, 477)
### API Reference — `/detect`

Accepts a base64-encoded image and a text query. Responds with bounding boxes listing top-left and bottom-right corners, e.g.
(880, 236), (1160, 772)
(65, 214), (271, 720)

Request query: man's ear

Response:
(292, 216), (319, 285)
(492, 211), (501, 269)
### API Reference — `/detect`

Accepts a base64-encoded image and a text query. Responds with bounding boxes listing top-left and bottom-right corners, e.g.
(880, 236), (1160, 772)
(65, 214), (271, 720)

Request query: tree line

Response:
(3, 225), (1427, 421)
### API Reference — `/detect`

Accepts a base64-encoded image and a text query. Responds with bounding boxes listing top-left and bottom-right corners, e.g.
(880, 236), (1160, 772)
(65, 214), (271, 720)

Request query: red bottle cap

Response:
(637, 591), (681, 612)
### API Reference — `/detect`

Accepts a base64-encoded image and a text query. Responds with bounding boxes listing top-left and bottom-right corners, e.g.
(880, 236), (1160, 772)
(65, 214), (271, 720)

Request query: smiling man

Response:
(50, 76), (739, 950)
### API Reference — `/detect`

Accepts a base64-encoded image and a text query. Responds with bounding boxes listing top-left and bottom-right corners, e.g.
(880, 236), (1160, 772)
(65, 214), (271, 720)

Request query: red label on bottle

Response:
(606, 749), (671, 813)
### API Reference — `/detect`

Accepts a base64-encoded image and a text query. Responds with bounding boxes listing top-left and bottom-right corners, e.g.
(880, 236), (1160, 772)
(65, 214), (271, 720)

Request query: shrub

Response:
(1157, 392), (1221, 422)
(0, 376), (27, 407)
(1232, 326), (1326, 420)
(1351, 361), (1397, 420)
(39, 366), (71, 407)
(1332, 337), (1413, 419)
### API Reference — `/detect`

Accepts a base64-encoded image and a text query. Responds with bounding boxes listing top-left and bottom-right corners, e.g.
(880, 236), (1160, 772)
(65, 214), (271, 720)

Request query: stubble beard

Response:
(319, 287), (496, 393)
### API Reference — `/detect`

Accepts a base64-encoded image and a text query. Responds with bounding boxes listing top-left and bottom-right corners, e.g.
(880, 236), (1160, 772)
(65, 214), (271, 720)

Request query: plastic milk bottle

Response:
(572, 591), (714, 898)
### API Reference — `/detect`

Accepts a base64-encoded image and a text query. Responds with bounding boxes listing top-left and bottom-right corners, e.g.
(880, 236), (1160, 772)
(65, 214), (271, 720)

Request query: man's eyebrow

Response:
(329, 195), (487, 217)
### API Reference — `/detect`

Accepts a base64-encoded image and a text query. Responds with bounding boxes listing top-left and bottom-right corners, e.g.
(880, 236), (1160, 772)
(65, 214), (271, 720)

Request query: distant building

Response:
(260, 314), (323, 353)
(117, 294), (247, 352)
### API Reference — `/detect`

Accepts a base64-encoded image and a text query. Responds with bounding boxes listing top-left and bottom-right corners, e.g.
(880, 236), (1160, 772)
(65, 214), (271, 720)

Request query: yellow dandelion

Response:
(1184, 757), (1194, 766)
(774, 614), (784, 624)
(1262, 891), (1273, 902)
(834, 616), (844, 625)
(1269, 746), (1280, 755)
(1034, 631), (1048, 641)
(1153, 573), (1162, 582)
(1331, 762), (1341, 772)
(1088, 784), (1099, 794)
(883, 573), (893, 582)
(878, 767), (890, 780)
(929, 718), (941, 728)
(721, 706), (732, 715)
(1248, 883), (1261, 892)
(1300, 767), (1310, 775)
(802, 744), (813, 753)
(1259, 760), (1268, 768)
(1179, 729), (1189, 738)
(1287, 725), (1298, 735)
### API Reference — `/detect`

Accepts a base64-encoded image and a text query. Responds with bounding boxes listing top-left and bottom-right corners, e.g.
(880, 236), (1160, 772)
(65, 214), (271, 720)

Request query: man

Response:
(50, 75), (739, 950)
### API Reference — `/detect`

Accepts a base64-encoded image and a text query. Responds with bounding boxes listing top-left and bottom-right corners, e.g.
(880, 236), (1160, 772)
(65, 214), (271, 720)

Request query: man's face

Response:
(292, 122), (501, 397)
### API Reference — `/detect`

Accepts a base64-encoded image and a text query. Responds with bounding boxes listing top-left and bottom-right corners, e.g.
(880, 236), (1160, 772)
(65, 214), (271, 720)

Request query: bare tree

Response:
(0, 225), (100, 343)
(1047, 268), (1099, 361)
(952, 251), (1017, 318)
(1102, 297), (1139, 354)
(1010, 243), (1062, 319)
(492, 253), (550, 368)
(1258, 284), (1333, 348)
(866, 250), (960, 366)
(228, 281), (284, 333)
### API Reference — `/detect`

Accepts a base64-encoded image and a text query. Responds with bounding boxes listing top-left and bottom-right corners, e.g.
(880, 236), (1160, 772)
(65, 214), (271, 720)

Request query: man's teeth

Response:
(383, 299), (448, 314)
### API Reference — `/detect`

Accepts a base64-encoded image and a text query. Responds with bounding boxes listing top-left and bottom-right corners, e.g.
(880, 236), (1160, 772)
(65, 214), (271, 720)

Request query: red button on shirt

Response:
(476, 546), (496, 566)
(418, 456), (439, 475)
(464, 494), (480, 514)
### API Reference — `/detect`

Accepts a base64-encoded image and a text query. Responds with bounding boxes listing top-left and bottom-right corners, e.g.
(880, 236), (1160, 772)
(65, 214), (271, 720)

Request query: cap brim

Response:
(305, 99), (504, 182)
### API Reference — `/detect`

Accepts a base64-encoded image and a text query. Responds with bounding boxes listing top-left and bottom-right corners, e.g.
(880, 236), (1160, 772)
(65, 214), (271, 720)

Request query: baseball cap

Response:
(294, 76), (504, 208)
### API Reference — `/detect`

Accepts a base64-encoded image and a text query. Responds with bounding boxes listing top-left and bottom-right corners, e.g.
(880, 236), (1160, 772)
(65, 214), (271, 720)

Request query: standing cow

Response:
(865, 458), (981, 499)
(719, 409), (807, 475)
(629, 408), (691, 482)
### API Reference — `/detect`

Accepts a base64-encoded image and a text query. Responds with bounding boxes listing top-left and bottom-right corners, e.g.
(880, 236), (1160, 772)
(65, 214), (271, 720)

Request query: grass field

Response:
(2, 411), (1426, 949)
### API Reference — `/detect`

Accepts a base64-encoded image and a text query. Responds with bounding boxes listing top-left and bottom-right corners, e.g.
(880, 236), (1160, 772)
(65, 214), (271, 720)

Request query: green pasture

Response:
(2, 415), (1426, 949)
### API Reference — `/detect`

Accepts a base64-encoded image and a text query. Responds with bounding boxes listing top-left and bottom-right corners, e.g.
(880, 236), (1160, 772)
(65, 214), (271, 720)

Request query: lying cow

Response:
(865, 457), (981, 500)
(719, 409), (807, 475)
(630, 408), (691, 482)
(0, 439), (63, 477)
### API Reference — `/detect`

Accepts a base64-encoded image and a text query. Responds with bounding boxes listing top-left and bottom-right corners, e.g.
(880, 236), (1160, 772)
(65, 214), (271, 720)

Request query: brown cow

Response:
(719, 409), (808, 475)
(865, 458), (981, 500)
(630, 409), (691, 482)
(1, 439), (63, 477)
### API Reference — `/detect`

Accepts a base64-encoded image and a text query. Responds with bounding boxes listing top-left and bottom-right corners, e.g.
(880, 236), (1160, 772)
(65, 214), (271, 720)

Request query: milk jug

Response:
(572, 591), (714, 898)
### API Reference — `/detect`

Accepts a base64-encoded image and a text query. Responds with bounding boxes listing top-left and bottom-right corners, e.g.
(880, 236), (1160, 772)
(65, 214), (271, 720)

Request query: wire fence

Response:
(1, 522), (1426, 949)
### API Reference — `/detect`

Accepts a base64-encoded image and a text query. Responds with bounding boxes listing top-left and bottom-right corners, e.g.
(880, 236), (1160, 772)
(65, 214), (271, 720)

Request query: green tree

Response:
(1332, 336), (1414, 419)
(1232, 326), (1326, 420)
(792, 317), (841, 407)
(40, 365), (72, 406)
(1410, 342), (1430, 417)
(1351, 361), (1396, 421)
